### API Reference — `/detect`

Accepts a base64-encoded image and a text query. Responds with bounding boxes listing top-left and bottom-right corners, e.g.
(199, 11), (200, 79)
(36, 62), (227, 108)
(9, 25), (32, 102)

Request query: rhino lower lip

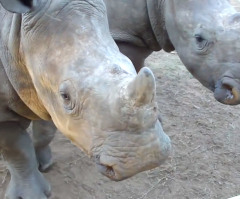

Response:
(221, 83), (234, 100)
(213, 75), (240, 104)
(221, 80), (240, 103)
(225, 89), (234, 100)
(214, 83), (239, 105)
(96, 163), (116, 180)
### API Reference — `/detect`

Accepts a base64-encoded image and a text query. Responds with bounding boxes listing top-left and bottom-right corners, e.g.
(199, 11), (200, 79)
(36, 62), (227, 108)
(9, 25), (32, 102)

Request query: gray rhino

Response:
(104, 0), (240, 105)
(0, 0), (171, 198)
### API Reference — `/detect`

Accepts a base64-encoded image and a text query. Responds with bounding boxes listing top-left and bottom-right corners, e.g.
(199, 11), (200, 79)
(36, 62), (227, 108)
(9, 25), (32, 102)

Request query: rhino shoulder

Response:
(0, 59), (40, 121)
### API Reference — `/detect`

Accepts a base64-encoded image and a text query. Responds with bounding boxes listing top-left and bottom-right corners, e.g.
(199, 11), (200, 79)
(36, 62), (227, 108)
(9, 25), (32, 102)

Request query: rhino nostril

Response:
(222, 82), (233, 90)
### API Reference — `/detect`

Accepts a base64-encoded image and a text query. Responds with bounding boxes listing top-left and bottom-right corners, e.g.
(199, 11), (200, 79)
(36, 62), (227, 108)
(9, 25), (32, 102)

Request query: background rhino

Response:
(104, 0), (240, 105)
(0, 0), (171, 198)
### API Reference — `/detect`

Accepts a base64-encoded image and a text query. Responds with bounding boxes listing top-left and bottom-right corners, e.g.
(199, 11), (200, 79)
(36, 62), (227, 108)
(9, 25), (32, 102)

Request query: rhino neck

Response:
(1, 13), (50, 120)
(146, 0), (174, 52)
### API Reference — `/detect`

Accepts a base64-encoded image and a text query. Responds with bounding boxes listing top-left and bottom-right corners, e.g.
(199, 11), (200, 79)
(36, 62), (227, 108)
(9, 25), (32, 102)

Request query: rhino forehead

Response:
(22, 0), (106, 30)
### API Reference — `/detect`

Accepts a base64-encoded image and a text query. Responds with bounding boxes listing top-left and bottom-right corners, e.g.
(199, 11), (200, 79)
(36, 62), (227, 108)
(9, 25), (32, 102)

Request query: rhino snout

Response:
(214, 76), (240, 105)
(94, 121), (171, 181)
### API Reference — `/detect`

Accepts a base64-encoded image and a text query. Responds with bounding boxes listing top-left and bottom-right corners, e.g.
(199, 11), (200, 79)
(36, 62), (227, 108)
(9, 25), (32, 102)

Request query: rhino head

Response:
(1, 0), (171, 180)
(163, 0), (240, 105)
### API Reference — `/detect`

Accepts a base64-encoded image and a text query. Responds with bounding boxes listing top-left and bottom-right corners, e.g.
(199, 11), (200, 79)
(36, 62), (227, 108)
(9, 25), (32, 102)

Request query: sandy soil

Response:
(1, 1), (240, 199)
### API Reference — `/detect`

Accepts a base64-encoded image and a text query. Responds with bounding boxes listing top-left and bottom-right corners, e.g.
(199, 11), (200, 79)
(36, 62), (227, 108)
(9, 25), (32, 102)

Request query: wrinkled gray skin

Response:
(104, 0), (240, 106)
(0, 0), (171, 198)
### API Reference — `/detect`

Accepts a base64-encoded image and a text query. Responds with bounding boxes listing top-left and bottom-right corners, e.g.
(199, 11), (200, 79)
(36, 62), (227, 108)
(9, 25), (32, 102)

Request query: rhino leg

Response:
(0, 122), (51, 199)
(32, 120), (56, 172)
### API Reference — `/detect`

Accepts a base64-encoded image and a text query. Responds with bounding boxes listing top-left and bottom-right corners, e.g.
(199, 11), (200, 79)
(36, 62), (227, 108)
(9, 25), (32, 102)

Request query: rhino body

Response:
(104, 0), (240, 105)
(0, 0), (171, 198)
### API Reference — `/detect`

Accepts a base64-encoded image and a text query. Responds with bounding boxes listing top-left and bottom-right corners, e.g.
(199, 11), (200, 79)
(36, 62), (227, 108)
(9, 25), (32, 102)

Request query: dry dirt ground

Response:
(1, 1), (240, 199)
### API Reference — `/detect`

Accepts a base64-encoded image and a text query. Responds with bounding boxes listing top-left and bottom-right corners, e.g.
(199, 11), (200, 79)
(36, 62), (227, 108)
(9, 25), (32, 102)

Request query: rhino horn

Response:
(127, 67), (156, 106)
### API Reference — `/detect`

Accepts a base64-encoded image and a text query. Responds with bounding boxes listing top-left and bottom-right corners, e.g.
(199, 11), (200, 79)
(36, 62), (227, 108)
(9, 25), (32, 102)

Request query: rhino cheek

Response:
(51, 113), (95, 155)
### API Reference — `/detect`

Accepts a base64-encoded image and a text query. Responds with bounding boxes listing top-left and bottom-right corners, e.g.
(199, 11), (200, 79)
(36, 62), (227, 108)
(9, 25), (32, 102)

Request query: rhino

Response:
(0, 0), (171, 198)
(29, 0), (240, 175)
(104, 0), (240, 105)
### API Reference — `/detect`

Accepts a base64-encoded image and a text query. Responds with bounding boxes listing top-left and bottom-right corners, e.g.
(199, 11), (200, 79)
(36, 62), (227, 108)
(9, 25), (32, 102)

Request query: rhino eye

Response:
(59, 80), (77, 113)
(194, 34), (209, 51)
(60, 91), (76, 112)
(60, 92), (71, 101)
(195, 34), (204, 43)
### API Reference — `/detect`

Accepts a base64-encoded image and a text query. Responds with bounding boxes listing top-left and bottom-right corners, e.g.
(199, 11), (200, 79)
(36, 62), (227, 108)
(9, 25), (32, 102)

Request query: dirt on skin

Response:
(1, 1), (240, 199)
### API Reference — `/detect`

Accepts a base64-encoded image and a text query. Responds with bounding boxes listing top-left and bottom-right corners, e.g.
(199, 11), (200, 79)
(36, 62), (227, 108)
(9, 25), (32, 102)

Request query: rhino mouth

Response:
(94, 155), (119, 181)
(96, 162), (117, 180)
(214, 76), (240, 105)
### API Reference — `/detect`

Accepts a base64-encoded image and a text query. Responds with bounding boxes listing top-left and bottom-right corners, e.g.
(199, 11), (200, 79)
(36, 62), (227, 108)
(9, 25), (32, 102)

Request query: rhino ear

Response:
(0, 0), (36, 13)
(228, 13), (240, 26)
(127, 67), (156, 106)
